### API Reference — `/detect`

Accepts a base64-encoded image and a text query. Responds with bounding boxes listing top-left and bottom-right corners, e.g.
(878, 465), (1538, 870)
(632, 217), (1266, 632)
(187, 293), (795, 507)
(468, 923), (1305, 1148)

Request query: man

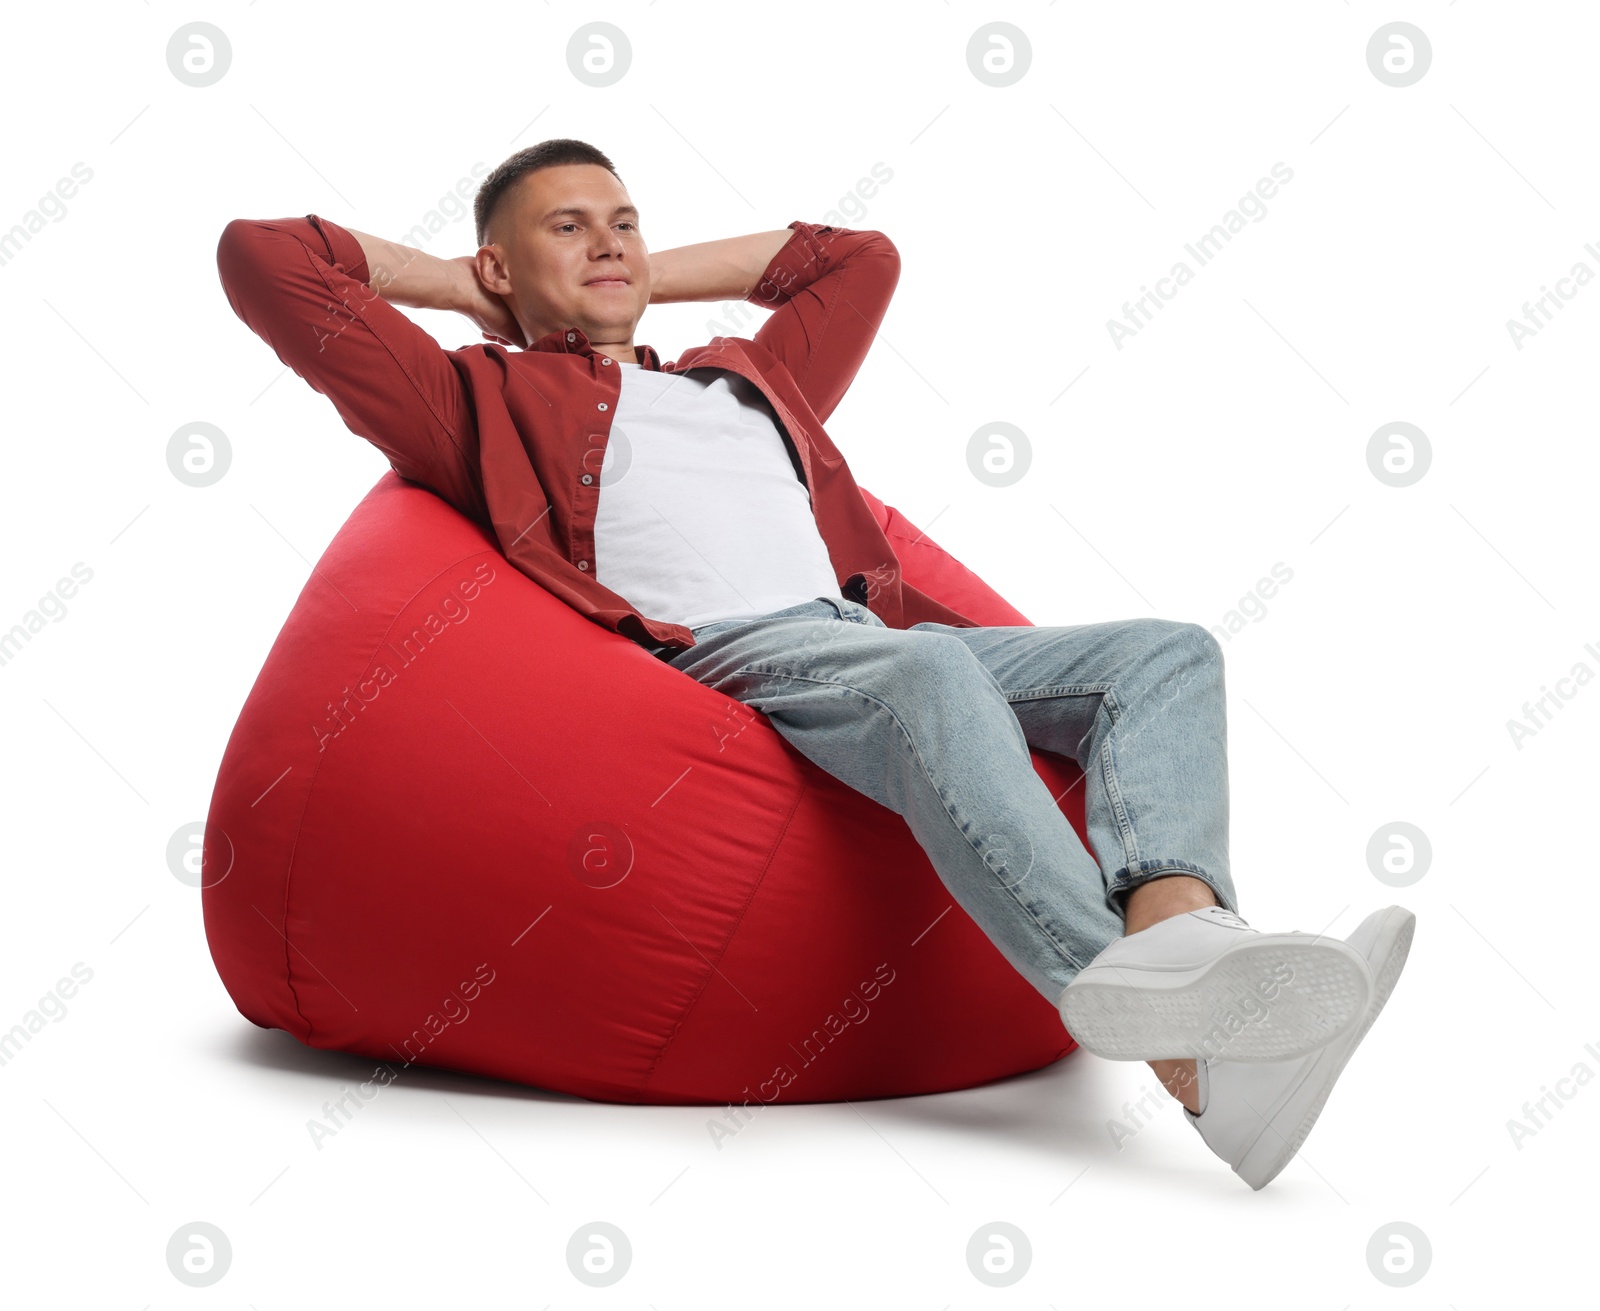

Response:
(217, 138), (1415, 1189)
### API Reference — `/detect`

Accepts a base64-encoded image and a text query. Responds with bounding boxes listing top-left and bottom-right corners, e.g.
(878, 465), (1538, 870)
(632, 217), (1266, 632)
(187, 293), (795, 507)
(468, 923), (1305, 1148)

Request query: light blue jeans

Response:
(653, 597), (1239, 1003)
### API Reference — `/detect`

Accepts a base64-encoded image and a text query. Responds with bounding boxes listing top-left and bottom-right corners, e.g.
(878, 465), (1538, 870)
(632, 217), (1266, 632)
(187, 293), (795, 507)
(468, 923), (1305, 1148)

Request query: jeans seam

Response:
(1094, 686), (1141, 874)
(1004, 682), (1115, 703)
(733, 659), (1090, 972)
(1111, 858), (1210, 881)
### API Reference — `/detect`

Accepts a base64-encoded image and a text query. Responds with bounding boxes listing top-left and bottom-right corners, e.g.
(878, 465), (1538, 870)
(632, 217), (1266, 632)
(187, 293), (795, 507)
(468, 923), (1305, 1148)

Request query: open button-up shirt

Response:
(215, 212), (981, 654)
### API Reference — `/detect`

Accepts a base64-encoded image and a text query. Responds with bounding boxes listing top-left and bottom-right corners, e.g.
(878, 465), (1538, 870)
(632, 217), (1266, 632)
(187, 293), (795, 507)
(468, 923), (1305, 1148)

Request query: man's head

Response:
(473, 139), (650, 359)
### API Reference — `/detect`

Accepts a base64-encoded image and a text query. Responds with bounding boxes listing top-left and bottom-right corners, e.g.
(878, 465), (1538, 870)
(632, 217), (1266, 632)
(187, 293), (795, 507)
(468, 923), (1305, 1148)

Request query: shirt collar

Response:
(528, 326), (660, 371)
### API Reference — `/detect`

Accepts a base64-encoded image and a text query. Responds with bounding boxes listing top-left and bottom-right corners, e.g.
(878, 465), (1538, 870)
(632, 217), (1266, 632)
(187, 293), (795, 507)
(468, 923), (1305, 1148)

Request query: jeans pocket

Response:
(835, 599), (882, 627)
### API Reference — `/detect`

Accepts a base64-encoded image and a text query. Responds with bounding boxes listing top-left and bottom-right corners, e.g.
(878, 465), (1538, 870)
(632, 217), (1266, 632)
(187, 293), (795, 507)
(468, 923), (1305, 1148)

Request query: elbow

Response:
(215, 218), (303, 324)
(862, 229), (900, 281)
(217, 216), (267, 254)
(216, 217), (268, 284)
(867, 231), (901, 290)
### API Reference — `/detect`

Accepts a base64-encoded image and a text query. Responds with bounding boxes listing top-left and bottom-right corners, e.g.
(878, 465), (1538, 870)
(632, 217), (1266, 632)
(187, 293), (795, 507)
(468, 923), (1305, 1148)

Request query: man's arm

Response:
(741, 222), (901, 425)
(647, 222), (900, 424)
(215, 215), (486, 515)
(345, 227), (527, 348)
(648, 230), (795, 304)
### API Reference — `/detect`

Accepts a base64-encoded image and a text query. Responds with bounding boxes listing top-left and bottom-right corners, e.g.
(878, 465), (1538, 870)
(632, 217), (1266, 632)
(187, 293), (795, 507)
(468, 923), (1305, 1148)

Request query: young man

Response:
(217, 138), (1415, 1189)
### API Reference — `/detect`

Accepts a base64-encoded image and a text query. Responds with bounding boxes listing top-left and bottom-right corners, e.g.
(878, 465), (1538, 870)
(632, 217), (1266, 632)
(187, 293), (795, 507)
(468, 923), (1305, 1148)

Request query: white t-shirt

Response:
(591, 361), (844, 629)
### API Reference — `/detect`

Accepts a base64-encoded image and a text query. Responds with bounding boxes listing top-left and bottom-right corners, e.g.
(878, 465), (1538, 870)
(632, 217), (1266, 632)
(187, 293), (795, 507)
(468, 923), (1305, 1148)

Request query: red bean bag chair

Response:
(201, 472), (1089, 1105)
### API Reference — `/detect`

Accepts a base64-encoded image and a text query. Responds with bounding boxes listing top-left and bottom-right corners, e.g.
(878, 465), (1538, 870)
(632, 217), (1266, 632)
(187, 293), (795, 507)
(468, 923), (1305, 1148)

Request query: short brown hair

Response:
(474, 139), (622, 247)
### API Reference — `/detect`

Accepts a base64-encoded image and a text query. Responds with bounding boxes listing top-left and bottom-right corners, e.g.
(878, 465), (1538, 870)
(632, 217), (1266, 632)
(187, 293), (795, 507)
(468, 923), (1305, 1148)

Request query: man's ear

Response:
(476, 245), (513, 297)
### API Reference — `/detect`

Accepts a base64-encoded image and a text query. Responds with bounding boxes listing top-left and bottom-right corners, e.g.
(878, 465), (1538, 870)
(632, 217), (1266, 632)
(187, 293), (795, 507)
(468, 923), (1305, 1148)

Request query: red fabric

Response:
(202, 474), (1084, 1104)
(215, 214), (982, 656)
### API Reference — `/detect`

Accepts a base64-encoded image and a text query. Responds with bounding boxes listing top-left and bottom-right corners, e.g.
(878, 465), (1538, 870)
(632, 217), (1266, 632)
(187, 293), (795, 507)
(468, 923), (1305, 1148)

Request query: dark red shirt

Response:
(215, 213), (981, 653)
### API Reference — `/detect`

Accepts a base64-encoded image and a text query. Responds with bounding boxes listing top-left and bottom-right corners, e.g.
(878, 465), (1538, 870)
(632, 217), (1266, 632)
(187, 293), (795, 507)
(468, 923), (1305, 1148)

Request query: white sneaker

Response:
(1058, 904), (1371, 1062)
(1183, 905), (1416, 1189)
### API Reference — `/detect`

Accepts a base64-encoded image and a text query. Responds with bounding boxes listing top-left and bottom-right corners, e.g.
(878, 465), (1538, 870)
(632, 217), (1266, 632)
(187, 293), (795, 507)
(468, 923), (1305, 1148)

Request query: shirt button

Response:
(566, 331), (576, 343)
(577, 560), (589, 570)
(581, 474), (593, 485)
(597, 402), (608, 411)
(600, 358), (612, 366)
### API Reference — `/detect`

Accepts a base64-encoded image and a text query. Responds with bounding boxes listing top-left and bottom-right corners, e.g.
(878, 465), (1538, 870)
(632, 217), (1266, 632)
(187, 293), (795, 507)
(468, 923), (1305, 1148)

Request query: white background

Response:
(1, 0), (1593, 1305)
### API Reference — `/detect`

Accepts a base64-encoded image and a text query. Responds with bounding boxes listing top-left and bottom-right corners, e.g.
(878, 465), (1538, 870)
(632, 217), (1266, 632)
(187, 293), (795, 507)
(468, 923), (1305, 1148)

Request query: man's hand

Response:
(346, 226), (527, 349)
(447, 255), (527, 349)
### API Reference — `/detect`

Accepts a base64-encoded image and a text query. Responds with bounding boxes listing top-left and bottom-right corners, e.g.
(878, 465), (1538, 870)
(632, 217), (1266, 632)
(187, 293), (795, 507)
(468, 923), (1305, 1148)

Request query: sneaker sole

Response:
(1059, 935), (1371, 1062)
(1232, 907), (1416, 1189)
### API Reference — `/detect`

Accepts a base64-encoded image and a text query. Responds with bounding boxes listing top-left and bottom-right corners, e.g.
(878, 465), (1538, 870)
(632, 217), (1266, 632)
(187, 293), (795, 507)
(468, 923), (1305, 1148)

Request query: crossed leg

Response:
(666, 600), (1235, 1110)
(908, 613), (1233, 1114)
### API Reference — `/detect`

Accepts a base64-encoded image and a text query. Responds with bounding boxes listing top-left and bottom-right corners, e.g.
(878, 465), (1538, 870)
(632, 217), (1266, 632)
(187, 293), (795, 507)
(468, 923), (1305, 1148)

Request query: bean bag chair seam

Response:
(278, 544), (506, 1045)
(638, 775), (810, 1093)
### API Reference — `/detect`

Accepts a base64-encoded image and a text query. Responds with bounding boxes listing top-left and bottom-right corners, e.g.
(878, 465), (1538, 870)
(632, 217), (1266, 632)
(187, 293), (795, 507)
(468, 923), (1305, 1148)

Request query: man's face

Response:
(479, 163), (650, 350)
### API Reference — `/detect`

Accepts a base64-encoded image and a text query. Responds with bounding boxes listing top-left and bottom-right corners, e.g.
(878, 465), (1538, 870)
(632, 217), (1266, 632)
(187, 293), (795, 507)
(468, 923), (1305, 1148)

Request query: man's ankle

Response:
(1150, 1057), (1202, 1113)
(1122, 874), (1219, 936)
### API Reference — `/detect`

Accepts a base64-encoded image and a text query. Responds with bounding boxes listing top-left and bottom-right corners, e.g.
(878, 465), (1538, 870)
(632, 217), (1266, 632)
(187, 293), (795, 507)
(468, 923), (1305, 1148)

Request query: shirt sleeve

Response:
(741, 220), (900, 425)
(215, 214), (484, 517)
